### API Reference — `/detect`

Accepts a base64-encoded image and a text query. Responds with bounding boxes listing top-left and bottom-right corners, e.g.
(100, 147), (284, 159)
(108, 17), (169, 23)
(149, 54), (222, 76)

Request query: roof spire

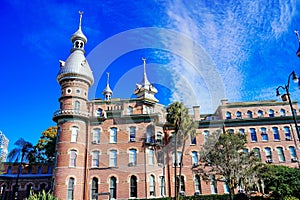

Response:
(102, 72), (113, 101)
(141, 57), (150, 85)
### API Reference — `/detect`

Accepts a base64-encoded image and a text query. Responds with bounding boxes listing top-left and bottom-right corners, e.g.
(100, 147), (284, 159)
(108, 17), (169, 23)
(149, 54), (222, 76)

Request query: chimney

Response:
(193, 106), (200, 121)
(221, 99), (228, 105)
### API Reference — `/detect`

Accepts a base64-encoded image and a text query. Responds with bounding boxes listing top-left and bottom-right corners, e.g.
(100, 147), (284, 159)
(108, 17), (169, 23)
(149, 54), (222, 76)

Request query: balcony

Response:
(53, 109), (90, 121)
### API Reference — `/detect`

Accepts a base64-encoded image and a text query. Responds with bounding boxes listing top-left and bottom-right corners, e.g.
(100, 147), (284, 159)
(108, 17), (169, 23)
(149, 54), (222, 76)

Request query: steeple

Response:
(134, 58), (158, 103)
(57, 11), (94, 86)
(102, 72), (113, 100)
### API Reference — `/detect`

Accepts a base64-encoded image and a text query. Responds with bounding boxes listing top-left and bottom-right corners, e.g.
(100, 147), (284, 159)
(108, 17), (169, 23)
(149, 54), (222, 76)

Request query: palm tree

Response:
(166, 102), (197, 199)
(7, 138), (34, 200)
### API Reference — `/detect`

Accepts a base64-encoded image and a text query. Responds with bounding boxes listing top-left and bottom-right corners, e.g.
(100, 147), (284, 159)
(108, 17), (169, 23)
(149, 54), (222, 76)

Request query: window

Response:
(272, 127), (280, 141)
(192, 151), (198, 165)
(156, 132), (163, 145)
(129, 127), (136, 142)
(157, 151), (164, 165)
(109, 150), (117, 167)
(129, 149), (137, 166)
(236, 111), (242, 119)
(203, 130), (210, 143)
(177, 176), (185, 192)
(26, 184), (33, 198)
(228, 129), (234, 133)
(172, 151), (182, 167)
(149, 175), (155, 197)
(289, 146), (297, 162)
(276, 147), (285, 162)
(261, 127), (268, 141)
(159, 176), (165, 197)
(97, 108), (103, 117)
(110, 177), (117, 199)
(247, 110), (253, 118)
(127, 106), (133, 115)
(284, 126), (292, 140)
(110, 128), (117, 143)
(239, 129), (245, 135)
(250, 128), (257, 142)
(253, 148), (261, 160)
(225, 111), (231, 119)
(92, 151), (100, 167)
(280, 109), (286, 116)
(244, 149), (249, 155)
(210, 175), (217, 194)
(269, 109), (275, 117)
(92, 128), (100, 144)
(264, 147), (272, 163)
(91, 178), (98, 200)
(190, 135), (197, 145)
(69, 150), (77, 167)
(74, 101), (80, 112)
(223, 182), (230, 194)
(67, 178), (75, 200)
(130, 175), (137, 198)
(71, 126), (78, 143)
(194, 175), (202, 194)
(148, 149), (154, 165)
(38, 166), (42, 174)
(146, 125), (154, 143)
(257, 110), (263, 117)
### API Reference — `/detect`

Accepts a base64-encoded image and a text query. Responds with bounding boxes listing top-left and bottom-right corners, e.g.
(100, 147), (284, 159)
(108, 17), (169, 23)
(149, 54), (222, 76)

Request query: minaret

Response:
(134, 58), (158, 103)
(102, 72), (113, 100)
(53, 11), (93, 200)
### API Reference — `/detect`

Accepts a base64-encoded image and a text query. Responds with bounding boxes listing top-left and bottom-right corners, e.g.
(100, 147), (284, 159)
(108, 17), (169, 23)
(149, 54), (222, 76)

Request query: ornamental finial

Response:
(79, 11), (84, 29)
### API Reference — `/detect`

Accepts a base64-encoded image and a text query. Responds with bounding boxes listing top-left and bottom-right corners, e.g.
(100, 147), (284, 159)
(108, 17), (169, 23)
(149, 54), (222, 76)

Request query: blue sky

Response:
(1, 0), (300, 153)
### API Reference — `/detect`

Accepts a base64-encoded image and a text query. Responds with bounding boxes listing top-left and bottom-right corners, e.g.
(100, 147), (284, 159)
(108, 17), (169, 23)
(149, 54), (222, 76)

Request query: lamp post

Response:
(276, 71), (300, 168)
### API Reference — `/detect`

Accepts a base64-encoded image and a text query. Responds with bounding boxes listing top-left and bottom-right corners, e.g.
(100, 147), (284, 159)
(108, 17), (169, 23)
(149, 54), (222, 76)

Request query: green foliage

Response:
(25, 190), (58, 200)
(283, 196), (299, 200)
(197, 130), (261, 200)
(34, 126), (57, 163)
(258, 164), (300, 199)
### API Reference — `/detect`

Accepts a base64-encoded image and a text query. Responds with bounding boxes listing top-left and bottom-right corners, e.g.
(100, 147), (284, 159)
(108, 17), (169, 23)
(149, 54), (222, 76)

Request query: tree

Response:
(258, 164), (300, 199)
(34, 126), (57, 163)
(7, 138), (35, 164)
(196, 130), (260, 200)
(166, 102), (197, 198)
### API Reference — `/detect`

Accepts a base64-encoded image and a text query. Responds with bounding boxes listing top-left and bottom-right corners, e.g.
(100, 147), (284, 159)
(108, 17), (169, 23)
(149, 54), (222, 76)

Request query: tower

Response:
(134, 58), (158, 103)
(102, 72), (113, 100)
(53, 11), (93, 200)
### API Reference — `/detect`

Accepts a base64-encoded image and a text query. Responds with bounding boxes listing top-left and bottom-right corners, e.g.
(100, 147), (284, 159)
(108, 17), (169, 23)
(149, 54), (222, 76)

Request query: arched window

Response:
(239, 129), (245, 135)
(260, 127), (268, 141)
(71, 126), (79, 143)
(264, 147), (272, 163)
(250, 128), (257, 142)
(148, 149), (154, 165)
(269, 109), (275, 117)
(92, 151), (100, 167)
(225, 112), (231, 119)
(26, 184), (33, 198)
(146, 125), (154, 143)
(92, 128), (100, 144)
(129, 127), (136, 142)
(91, 177), (98, 200)
(190, 135), (197, 145)
(236, 111), (242, 119)
(74, 101), (80, 112)
(210, 175), (217, 194)
(272, 127), (280, 141)
(176, 176), (185, 193)
(127, 106), (133, 115)
(96, 108), (102, 117)
(149, 175), (155, 197)
(253, 148), (261, 160)
(159, 176), (165, 197)
(172, 151), (182, 167)
(257, 110), (263, 118)
(289, 146), (297, 162)
(194, 175), (202, 195)
(276, 147), (285, 162)
(110, 128), (117, 143)
(67, 177), (75, 200)
(284, 126), (291, 140)
(247, 110), (253, 118)
(130, 175), (137, 198)
(110, 176), (117, 199)
(203, 130), (210, 143)
(192, 151), (198, 165)
(109, 150), (117, 167)
(280, 109), (286, 116)
(69, 150), (77, 167)
(129, 149), (137, 166)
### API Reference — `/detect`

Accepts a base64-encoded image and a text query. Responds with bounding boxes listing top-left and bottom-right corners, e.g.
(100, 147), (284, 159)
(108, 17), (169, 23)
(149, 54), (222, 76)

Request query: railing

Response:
(53, 109), (90, 117)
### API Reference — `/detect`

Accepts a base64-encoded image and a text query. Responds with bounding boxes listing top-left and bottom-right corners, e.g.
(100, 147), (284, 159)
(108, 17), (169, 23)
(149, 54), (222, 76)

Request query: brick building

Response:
(0, 163), (53, 200)
(52, 13), (300, 200)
